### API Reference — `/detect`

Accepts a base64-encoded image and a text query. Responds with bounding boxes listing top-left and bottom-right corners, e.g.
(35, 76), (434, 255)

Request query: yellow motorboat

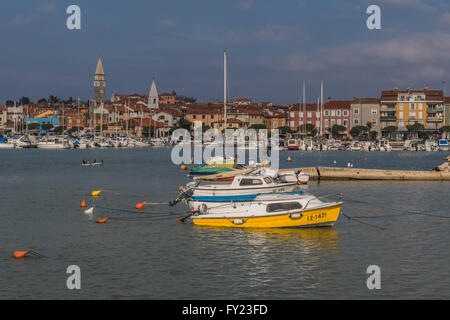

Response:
(191, 192), (342, 228)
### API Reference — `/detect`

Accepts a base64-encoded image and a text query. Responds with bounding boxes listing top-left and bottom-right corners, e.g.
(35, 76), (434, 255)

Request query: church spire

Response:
(95, 57), (105, 75)
(94, 57), (106, 104)
(148, 79), (159, 109)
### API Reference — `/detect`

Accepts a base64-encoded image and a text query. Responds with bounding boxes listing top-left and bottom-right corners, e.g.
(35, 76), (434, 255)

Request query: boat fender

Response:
(199, 203), (208, 214)
(289, 212), (303, 219)
(232, 219), (245, 225)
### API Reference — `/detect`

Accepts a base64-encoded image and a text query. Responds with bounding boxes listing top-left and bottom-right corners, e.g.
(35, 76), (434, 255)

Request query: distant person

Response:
(94, 159), (96, 163)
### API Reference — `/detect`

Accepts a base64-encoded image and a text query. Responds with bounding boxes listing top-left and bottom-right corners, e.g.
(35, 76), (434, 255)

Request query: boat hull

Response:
(192, 203), (341, 228)
(192, 183), (298, 197)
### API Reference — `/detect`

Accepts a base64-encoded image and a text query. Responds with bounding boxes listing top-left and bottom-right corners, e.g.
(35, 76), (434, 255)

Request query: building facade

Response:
(93, 57), (106, 105)
(350, 98), (381, 135)
(380, 89), (445, 132)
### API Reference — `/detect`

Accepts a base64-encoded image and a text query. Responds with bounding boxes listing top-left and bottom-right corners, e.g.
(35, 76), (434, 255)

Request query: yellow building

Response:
(380, 89), (444, 131)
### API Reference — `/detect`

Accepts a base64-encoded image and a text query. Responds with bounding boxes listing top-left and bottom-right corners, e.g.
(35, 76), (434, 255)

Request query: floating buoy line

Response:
(337, 196), (450, 230)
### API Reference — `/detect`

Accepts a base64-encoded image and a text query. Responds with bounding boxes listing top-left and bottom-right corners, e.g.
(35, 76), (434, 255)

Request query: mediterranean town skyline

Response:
(3, 1), (450, 104)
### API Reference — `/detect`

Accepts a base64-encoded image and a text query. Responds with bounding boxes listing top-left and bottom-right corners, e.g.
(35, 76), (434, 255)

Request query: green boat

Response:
(189, 166), (235, 176)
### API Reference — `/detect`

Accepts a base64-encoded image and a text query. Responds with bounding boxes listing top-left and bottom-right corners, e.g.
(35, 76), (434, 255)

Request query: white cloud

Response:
(236, 0), (255, 11)
(439, 12), (450, 24)
(9, 2), (57, 27)
(276, 32), (450, 83)
(254, 25), (297, 41)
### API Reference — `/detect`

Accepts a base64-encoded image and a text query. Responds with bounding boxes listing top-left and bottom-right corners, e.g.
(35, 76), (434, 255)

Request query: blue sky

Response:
(1, 0), (450, 104)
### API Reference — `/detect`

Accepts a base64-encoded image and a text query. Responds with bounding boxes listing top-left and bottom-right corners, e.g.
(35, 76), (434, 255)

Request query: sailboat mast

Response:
(320, 80), (323, 137)
(77, 98), (80, 137)
(100, 102), (103, 137)
(224, 50), (227, 131)
(303, 81), (306, 135)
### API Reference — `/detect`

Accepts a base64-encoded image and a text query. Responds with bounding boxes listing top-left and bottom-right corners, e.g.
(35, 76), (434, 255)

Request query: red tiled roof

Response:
(324, 100), (352, 109)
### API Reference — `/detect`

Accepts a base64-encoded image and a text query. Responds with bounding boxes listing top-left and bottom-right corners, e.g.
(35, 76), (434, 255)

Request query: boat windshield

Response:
(266, 202), (303, 213)
(239, 179), (263, 186)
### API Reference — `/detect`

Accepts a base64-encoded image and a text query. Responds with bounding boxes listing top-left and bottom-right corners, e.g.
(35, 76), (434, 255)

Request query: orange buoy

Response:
(80, 199), (87, 207)
(136, 201), (147, 209)
(364, 157), (368, 161)
(13, 250), (30, 259)
(287, 156), (292, 162)
(97, 217), (109, 224)
(180, 165), (187, 171)
(178, 185), (183, 191)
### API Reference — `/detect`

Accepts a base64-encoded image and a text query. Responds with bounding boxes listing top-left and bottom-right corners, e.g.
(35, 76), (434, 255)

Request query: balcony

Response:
(427, 116), (443, 122)
(380, 116), (396, 121)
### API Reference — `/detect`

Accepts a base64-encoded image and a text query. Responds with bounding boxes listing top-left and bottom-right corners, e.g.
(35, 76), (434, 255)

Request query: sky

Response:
(1, 0), (450, 105)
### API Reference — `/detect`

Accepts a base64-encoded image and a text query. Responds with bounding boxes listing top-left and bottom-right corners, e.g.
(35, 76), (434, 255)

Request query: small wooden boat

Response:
(191, 192), (342, 228)
(189, 166), (235, 176)
(186, 174), (298, 197)
(81, 161), (103, 167)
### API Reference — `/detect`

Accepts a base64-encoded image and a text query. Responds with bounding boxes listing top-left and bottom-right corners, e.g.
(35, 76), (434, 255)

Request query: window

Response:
(266, 202), (303, 213)
(290, 121), (295, 127)
(307, 112), (312, 118)
(343, 110), (348, 116)
(290, 112), (294, 118)
(316, 112), (320, 118)
(324, 110), (329, 116)
(418, 112), (423, 119)
(354, 119), (359, 125)
(410, 103), (415, 110)
(211, 114), (214, 119)
(336, 110), (341, 116)
(239, 179), (263, 186)
(419, 103), (423, 110)
(263, 177), (273, 184)
(343, 119), (348, 127)
(399, 104), (404, 110)
(371, 108), (377, 115)
(331, 110), (336, 116)
(354, 108), (359, 115)
(337, 119), (341, 125)
(325, 119), (329, 127)
(202, 115), (206, 119)
(399, 112), (403, 119)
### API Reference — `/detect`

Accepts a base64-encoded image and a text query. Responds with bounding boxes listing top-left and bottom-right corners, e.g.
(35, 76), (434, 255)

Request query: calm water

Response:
(0, 148), (449, 299)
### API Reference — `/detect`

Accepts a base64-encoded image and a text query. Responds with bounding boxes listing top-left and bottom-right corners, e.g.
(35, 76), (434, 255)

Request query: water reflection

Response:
(192, 226), (341, 292)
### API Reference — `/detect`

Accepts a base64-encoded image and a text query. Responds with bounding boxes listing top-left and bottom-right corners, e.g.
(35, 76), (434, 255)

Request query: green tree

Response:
(41, 123), (53, 130)
(277, 126), (291, 135)
(406, 123), (425, 132)
(350, 125), (369, 137)
(53, 126), (64, 133)
(27, 122), (40, 130)
(19, 96), (31, 105)
(298, 123), (316, 135)
(248, 124), (267, 131)
(331, 125), (346, 138)
(439, 126), (450, 133)
(382, 126), (398, 133)
(369, 130), (378, 140)
(175, 117), (192, 130)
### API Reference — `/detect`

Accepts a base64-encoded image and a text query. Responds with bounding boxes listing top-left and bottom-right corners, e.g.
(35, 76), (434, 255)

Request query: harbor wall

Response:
(281, 166), (450, 181)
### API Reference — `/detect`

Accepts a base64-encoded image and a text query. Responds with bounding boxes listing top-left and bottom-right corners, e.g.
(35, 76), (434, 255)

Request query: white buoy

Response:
(333, 160), (337, 164)
(84, 207), (94, 215)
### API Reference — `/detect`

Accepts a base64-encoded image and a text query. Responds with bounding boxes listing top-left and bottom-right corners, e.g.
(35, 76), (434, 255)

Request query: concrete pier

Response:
(280, 165), (450, 181)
